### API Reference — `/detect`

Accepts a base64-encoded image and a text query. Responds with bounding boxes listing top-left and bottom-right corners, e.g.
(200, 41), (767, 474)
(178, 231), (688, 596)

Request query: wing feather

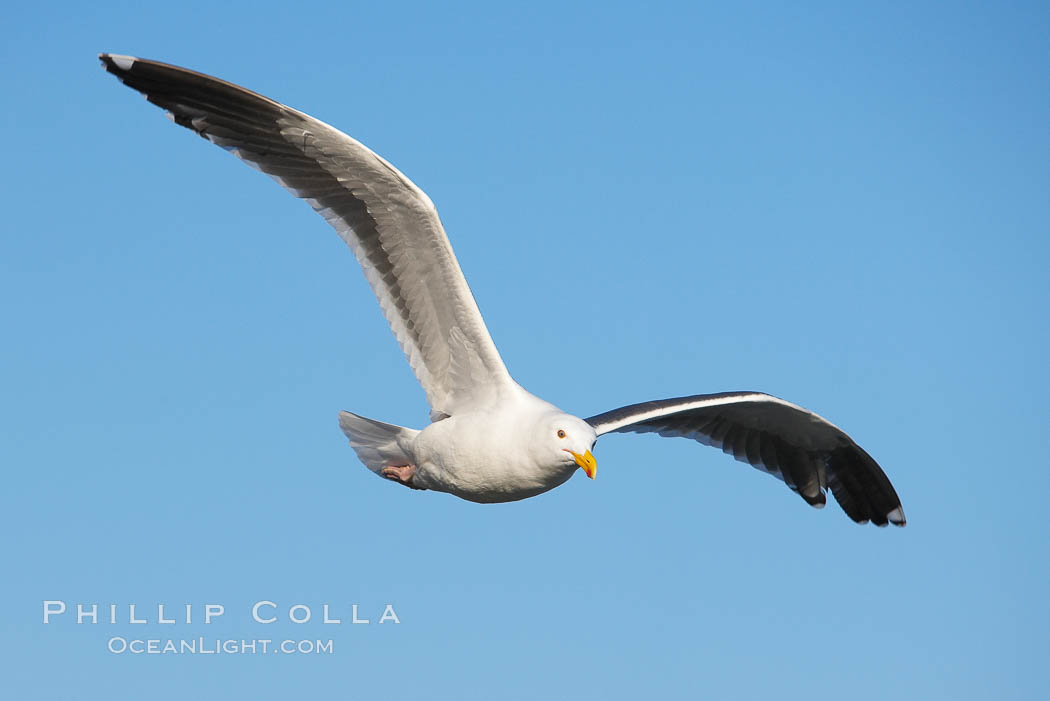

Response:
(586, 392), (905, 526)
(100, 54), (513, 417)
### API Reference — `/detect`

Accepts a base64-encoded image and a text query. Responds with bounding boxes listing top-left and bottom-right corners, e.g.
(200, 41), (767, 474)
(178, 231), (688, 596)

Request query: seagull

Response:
(100, 53), (906, 527)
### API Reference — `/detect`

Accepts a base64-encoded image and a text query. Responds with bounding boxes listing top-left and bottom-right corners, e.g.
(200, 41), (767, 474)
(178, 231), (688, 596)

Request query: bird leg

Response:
(380, 464), (423, 489)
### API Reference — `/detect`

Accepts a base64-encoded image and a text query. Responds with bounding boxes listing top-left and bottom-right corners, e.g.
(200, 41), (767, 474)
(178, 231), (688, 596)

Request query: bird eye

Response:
(557, 429), (566, 439)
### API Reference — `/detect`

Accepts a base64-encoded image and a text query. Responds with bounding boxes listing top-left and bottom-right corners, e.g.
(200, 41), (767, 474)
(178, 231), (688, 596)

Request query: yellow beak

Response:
(570, 450), (597, 479)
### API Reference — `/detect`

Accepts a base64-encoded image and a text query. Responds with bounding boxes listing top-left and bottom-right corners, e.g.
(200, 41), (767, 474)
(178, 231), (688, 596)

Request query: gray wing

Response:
(586, 392), (905, 527)
(100, 54), (514, 418)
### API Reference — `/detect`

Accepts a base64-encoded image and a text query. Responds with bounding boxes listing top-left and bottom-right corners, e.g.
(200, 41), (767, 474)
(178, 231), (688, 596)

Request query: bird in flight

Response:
(100, 54), (905, 527)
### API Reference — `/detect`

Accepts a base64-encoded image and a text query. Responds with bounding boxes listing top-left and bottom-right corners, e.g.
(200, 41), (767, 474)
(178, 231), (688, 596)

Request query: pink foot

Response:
(380, 464), (421, 489)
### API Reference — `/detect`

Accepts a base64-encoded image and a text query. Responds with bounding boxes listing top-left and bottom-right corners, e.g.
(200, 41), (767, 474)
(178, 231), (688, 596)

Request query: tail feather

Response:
(338, 411), (418, 475)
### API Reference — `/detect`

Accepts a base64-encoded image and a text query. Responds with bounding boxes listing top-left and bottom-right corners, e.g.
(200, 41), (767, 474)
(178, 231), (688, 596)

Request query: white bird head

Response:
(537, 413), (598, 479)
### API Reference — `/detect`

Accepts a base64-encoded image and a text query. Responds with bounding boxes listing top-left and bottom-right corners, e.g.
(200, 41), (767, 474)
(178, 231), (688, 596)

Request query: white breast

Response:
(411, 394), (576, 503)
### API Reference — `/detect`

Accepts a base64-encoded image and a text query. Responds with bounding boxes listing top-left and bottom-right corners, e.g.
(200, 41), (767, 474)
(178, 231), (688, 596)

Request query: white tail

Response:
(338, 411), (419, 474)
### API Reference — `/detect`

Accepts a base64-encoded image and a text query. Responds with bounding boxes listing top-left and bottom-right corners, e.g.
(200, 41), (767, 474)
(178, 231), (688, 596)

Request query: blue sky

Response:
(2, 1), (1048, 698)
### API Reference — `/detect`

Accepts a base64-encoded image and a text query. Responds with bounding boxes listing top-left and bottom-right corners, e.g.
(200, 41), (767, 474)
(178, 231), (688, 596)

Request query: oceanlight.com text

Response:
(107, 637), (334, 655)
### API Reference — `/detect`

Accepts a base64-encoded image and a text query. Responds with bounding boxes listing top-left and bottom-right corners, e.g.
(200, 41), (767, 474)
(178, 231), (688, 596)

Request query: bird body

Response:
(100, 53), (906, 527)
(407, 389), (597, 502)
(338, 382), (595, 502)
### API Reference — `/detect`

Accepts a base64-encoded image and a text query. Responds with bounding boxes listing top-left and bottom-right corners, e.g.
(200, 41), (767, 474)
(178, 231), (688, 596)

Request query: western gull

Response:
(99, 54), (906, 527)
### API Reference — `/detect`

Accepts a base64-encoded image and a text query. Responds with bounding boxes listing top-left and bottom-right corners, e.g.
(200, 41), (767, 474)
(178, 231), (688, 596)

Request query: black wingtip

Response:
(98, 53), (137, 76)
(800, 488), (827, 509)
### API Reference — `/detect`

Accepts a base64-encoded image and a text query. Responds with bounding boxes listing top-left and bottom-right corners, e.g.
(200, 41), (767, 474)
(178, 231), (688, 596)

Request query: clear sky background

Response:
(2, 1), (1047, 699)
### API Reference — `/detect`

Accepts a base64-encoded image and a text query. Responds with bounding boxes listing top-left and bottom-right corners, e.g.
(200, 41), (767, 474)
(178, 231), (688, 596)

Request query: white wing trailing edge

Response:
(99, 53), (514, 419)
(587, 392), (906, 526)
